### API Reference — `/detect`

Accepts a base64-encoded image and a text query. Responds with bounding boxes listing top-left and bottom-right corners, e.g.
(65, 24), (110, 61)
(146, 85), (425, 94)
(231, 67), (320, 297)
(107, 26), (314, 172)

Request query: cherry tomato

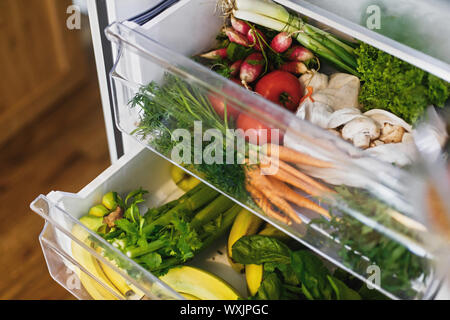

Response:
(255, 71), (304, 112)
(236, 113), (283, 145)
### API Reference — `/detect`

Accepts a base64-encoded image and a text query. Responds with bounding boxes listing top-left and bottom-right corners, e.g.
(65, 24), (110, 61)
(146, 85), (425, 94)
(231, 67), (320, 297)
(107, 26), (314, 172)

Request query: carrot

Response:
(268, 177), (331, 219)
(245, 163), (302, 224)
(264, 165), (323, 197)
(263, 144), (333, 168)
(246, 183), (292, 225)
(259, 155), (334, 194)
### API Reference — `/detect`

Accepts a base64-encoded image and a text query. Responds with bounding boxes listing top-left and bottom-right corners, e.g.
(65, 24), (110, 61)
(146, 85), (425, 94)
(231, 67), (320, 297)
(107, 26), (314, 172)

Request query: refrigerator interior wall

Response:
(103, 0), (447, 299)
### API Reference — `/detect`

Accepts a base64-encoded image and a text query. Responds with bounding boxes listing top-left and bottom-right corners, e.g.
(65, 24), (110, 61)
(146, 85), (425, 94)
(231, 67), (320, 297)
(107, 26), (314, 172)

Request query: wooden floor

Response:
(0, 68), (110, 299)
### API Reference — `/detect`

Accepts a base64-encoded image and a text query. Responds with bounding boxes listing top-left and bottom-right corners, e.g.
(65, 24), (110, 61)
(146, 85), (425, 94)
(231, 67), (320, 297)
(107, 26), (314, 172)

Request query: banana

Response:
(71, 225), (122, 300)
(258, 223), (290, 241)
(170, 164), (201, 192)
(96, 249), (146, 300)
(245, 264), (264, 296)
(227, 209), (263, 273)
(180, 292), (201, 300)
(245, 224), (290, 296)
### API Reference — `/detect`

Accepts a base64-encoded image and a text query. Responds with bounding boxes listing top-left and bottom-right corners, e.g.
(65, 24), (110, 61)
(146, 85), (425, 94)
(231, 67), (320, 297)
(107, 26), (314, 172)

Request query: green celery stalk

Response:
(142, 185), (219, 235)
(190, 195), (236, 230)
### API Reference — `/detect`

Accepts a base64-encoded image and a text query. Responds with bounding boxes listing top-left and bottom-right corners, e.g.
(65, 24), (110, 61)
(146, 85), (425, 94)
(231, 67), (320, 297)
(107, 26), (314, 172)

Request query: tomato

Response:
(255, 71), (304, 112)
(236, 113), (283, 145)
(207, 78), (244, 121)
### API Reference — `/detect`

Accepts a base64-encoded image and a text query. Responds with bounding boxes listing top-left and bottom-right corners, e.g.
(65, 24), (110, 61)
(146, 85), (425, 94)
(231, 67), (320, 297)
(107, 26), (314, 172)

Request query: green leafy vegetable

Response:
(129, 74), (249, 201)
(314, 186), (429, 298)
(356, 42), (449, 124)
(231, 235), (291, 265)
(96, 185), (240, 276)
(233, 235), (364, 300)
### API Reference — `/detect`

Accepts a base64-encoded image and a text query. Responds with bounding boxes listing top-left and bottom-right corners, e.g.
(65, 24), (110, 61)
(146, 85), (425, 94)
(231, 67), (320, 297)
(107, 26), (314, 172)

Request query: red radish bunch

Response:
(286, 45), (314, 62)
(270, 32), (292, 53)
(231, 16), (250, 35)
(280, 61), (308, 75)
(240, 53), (265, 84)
(247, 28), (267, 51)
(200, 48), (228, 60)
(224, 27), (249, 47)
(230, 60), (243, 77)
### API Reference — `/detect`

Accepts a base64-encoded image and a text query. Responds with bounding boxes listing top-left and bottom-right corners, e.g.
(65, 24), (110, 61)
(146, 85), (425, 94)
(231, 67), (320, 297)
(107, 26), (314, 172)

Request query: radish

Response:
(231, 16), (250, 35)
(230, 60), (243, 77)
(280, 61), (308, 75)
(286, 45), (314, 62)
(247, 28), (267, 51)
(199, 48), (228, 60)
(240, 53), (264, 84)
(270, 32), (292, 53)
(224, 27), (249, 47)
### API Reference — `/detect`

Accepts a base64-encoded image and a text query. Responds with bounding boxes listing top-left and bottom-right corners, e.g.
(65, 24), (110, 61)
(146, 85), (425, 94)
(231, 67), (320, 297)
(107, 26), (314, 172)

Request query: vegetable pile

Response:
(232, 234), (385, 300)
(121, 0), (447, 300)
(83, 185), (241, 277)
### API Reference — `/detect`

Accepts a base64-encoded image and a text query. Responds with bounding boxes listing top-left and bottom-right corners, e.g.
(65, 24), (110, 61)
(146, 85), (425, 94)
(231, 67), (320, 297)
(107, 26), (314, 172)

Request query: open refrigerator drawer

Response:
(32, 0), (450, 300)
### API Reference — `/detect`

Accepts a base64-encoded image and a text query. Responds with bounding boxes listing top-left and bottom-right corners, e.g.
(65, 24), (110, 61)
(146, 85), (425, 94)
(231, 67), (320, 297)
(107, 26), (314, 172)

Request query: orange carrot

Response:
(265, 166), (323, 197)
(259, 156), (334, 194)
(263, 144), (333, 168)
(244, 164), (302, 224)
(246, 183), (292, 225)
(268, 177), (331, 219)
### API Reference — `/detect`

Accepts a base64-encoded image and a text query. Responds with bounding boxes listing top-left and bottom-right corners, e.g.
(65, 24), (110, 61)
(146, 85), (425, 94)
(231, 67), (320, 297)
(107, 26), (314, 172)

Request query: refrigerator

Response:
(30, 0), (450, 300)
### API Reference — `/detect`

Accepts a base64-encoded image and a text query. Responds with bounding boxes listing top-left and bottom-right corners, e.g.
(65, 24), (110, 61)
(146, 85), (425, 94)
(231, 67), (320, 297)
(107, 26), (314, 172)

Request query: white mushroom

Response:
(363, 109), (412, 132)
(341, 117), (380, 149)
(327, 108), (364, 129)
(379, 123), (405, 144)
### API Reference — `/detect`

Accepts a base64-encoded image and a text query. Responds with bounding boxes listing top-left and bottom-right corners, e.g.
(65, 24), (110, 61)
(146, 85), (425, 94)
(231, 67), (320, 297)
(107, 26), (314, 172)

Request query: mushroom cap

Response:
(341, 117), (380, 140)
(341, 117), (381, 149)
(363, 109), (412, 132)
(327, 108), (364, 129)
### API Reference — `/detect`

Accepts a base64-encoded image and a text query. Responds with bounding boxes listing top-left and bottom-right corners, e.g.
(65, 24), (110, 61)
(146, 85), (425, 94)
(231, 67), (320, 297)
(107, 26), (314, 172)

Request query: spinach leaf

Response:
(327, 276), (361, 300)
(232, 235), (291, 265)
(255, 273), (283, 300)
(290, 251), (334, 300)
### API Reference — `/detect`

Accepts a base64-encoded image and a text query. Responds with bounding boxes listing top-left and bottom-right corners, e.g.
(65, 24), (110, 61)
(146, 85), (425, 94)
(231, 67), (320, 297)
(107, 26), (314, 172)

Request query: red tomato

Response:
(207, 78), (244, 121)
(208, 94), (240, 121)
(255, 71), (304, 112)
(236, 113), (283, 145)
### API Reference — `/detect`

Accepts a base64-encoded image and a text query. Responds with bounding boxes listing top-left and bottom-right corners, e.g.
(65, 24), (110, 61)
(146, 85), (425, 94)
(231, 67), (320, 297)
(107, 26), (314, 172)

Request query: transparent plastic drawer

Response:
(31, 148), (247, 300)
(102, 0), (449, 299)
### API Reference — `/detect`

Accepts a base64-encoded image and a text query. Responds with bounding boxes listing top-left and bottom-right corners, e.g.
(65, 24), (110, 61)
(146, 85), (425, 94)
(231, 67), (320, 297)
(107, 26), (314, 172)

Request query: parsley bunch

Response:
(356, 43), (450, 124)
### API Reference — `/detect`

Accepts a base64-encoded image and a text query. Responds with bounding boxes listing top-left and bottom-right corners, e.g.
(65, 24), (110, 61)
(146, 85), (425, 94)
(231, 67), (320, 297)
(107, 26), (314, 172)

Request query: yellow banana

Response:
(244, 223), (290, 296)
(227, 209), (263, 273)
(96, 249), (146, 300)
(171, 164), (201, 192)
(71, 225), (122, 300)
(258, 223), (290, 241)
(245, 264), (264, 296)
(180, 292), (201, 300)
